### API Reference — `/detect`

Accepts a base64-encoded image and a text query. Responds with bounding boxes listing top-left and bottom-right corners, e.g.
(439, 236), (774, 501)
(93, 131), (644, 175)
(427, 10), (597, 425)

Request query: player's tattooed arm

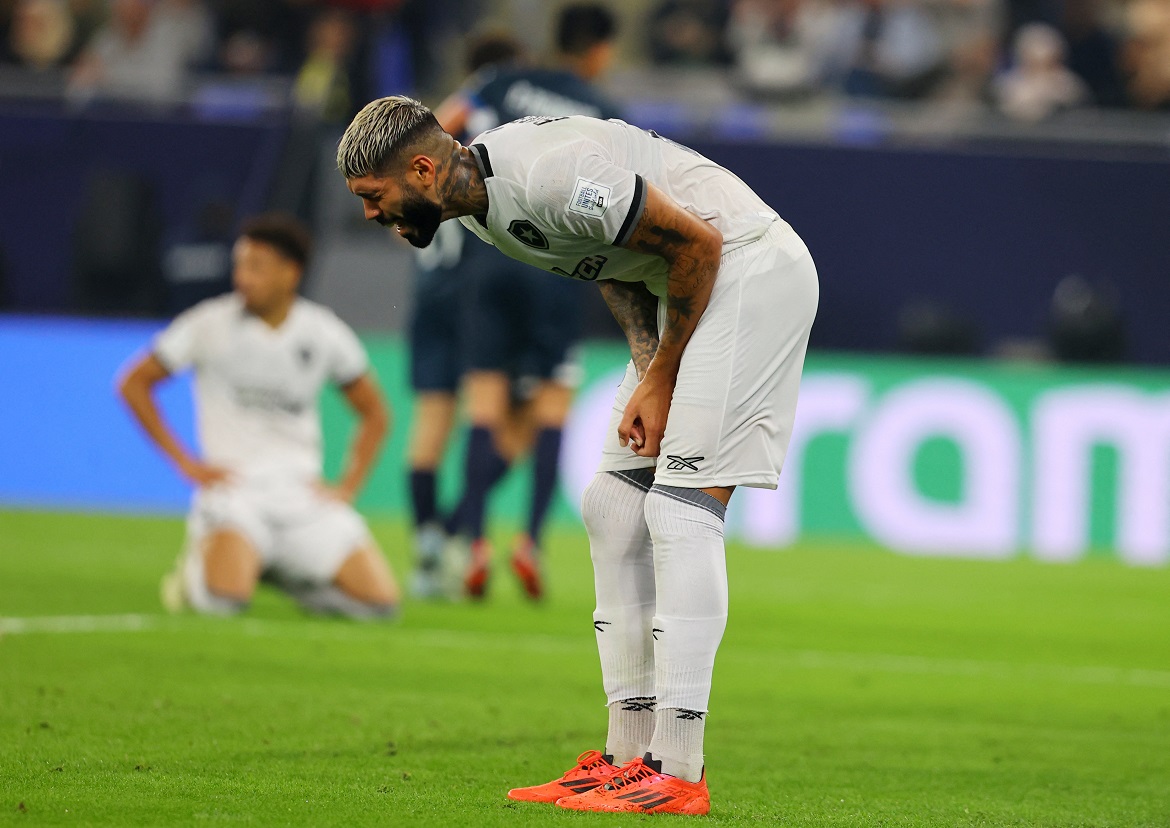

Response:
(620, 182), (723, 382)
(597, 279), (660, 380)
(614, 182), (723, 457)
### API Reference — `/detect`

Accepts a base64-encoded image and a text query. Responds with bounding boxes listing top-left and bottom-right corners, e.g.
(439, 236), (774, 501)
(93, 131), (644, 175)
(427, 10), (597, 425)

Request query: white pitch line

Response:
(0, 613), (161, 635)
(3, 614), (1170, 690)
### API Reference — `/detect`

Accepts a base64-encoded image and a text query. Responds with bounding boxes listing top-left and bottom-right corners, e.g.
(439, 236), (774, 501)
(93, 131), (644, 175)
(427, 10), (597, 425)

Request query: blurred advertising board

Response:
(2, 317), (1168, 565)
(559, 348), (1170, 565)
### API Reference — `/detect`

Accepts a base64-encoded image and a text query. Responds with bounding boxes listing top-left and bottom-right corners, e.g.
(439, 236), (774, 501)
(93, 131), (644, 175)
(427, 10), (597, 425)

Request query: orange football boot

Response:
(556, 755), (710, 815)
(464, 539), (491, 599)
(507, 750), (621, 803)
(510, 536), (544, 600)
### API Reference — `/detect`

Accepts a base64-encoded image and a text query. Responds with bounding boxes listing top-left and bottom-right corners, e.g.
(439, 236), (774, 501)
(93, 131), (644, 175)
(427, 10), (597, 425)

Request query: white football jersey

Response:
(153, 294), (369, 482)
(458, 116), (781, 298)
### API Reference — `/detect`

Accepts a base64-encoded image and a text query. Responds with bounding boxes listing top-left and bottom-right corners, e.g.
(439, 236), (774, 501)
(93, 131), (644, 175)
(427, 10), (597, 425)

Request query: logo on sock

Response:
(620, 697), (657, 712)
(665, 455), (704, 471)
(594, 620), (612, 632)
(675, 709), (706, 721)
(651, 627), (664, 640)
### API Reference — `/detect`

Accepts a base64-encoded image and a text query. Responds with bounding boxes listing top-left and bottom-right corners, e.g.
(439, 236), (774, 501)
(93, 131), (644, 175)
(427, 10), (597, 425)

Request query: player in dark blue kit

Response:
(405, 5), (622, 601)
(405, 35), (526, 600)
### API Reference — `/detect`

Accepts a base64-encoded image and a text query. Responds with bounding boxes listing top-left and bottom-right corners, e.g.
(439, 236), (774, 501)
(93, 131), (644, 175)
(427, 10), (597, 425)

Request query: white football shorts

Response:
(596, 220), (819, 489)
(184, 478), (372, 586)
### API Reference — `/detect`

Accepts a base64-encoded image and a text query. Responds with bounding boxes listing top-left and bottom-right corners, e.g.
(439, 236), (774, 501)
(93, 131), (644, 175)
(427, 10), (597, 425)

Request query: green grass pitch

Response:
(2, 509), (1169, 827)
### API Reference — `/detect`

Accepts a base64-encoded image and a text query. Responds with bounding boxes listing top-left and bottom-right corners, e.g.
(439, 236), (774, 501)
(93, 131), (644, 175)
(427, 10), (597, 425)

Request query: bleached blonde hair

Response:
(336, 96), (441, 179)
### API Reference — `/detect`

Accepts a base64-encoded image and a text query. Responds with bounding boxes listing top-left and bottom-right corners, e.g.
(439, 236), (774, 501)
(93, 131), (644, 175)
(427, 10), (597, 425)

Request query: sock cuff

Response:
(612, 467), (655, 492)
(649, 484), (726, 521)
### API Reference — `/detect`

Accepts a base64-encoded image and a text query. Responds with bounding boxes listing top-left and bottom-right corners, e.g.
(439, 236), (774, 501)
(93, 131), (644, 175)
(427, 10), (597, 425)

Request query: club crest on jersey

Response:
(568, 177), (611, 219)
(508, 219), (548, 249)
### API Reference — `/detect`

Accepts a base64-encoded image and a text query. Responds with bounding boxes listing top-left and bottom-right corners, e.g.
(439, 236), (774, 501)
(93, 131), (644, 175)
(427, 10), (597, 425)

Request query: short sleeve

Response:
(152, 304), (208, 373)
(325, 314), (369, 387)
(524, 143), (647, 248)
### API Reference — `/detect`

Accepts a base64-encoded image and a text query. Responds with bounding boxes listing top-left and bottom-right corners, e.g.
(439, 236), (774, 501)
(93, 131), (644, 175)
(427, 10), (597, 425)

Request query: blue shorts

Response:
(409, 262), (462, 393)
(460, 240), (583, 381)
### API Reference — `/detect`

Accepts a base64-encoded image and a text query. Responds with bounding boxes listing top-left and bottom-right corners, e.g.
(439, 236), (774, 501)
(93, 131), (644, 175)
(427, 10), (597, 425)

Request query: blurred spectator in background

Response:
(836, 0), (948, 99)
(995, 22), (1088, 120)
(1124, 0), (1170, 109)
(69, 0), (212, 101)
(293, 7), (358, 121)
(648, 0), (732, 66)
(1062, 0), (1126, 107)
(3, 0), (79, 70)
(927, 0), (1002, 109)
(728, 0), (854, 97)
(208, 0), (309, 76)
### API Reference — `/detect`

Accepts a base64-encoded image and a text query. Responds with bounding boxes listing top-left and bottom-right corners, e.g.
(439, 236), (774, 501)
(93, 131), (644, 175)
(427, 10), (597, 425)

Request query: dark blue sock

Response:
(457, 426), (508, 540)
(528, 427), (563, 545)
(409, 469), (437, 528)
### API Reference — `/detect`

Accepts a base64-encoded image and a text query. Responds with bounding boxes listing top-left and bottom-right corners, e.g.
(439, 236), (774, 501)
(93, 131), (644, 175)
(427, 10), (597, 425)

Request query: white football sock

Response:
(287, 585), (397, 620)
(643, 485), (728, 783)
(606, 696), (657, 766)
(581, 468), (657, 762)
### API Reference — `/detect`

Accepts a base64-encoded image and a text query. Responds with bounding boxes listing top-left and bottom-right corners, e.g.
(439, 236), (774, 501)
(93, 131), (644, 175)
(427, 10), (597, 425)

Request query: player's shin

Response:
(582, 469), (658, 764)
(643, 485), (729, 783)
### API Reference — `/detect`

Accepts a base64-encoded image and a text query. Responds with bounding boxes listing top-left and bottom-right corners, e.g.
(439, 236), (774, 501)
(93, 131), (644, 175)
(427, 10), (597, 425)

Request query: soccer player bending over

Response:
(118, 213), (400, 620)
(337, 99), (818, 813)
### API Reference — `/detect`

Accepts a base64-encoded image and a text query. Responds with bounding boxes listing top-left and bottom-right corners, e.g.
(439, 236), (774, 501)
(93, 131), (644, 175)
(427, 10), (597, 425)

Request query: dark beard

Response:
(381, 189), (443, 248)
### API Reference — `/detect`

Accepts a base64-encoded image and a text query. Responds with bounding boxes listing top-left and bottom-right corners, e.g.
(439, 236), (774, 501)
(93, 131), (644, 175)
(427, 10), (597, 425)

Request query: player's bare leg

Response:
(291, 544), (400, 620)
(162, 529), (261, 616)
(203, 529), (263, 604)
(335, 545), (400, 606)
(408, 391), (457, 597)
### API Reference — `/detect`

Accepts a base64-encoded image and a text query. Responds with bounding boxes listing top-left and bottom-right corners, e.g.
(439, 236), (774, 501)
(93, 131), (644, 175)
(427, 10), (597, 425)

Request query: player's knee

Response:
(581, 470), (643, 537)
(644, 485), (726, 543)
(202, 531), (261, 600)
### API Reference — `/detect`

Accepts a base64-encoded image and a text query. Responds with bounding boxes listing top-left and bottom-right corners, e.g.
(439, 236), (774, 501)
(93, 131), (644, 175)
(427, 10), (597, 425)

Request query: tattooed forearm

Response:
(634, 225), (688, 255)
(619, 183), (724, 380)
(598, 280), (660, 379)
(635, 225), (717, 346)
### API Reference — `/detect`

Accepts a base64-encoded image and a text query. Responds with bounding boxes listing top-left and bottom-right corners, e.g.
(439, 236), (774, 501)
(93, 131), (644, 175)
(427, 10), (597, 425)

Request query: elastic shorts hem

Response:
(651, 472), (779, 491)
(596, 458), (779, 490)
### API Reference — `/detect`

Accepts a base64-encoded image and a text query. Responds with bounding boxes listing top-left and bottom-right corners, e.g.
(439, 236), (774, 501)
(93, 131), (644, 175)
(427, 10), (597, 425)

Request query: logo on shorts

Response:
(665, 455), (705, 471)
(508, 219), (548, 249)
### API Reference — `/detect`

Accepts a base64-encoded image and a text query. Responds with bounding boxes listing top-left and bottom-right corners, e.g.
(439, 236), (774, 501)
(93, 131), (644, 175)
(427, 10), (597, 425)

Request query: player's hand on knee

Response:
(178, 458), (233, 489)
(619, 379), (672, 457)
(315, 480), (357, 504)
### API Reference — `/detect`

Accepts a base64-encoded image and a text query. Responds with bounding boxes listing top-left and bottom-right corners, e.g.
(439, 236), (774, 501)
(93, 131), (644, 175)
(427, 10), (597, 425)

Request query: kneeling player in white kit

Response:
(119, 213), (400, 620)
(338, 99), (818, 813)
